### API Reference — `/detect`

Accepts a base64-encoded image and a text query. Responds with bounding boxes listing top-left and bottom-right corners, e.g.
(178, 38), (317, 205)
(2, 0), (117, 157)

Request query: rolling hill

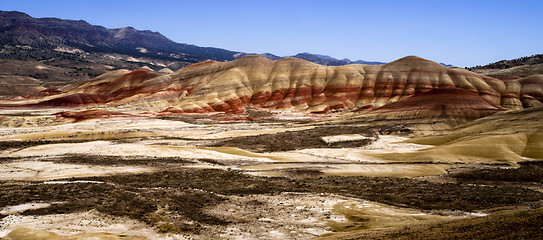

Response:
(4, 55), (541, 126)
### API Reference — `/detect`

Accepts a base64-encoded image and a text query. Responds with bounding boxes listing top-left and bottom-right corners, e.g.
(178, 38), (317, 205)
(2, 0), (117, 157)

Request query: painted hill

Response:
(158, 55), (539, 114)
(375, 106), (543, 165)
(5, 55), (542, 126)
(366, 88), (505, 125)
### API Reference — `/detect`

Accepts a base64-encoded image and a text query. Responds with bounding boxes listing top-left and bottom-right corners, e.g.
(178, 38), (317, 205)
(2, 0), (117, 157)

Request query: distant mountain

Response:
(234, 52), (385, 66)
(290, 52), (349, 66)
(0, 10), (384, 67)
(0, 11), (240, 63)
(0, 10), (384, 93)
(294, 52), (385, 65)
(233, 52), (283, 61)
(352, 59), (388, 65)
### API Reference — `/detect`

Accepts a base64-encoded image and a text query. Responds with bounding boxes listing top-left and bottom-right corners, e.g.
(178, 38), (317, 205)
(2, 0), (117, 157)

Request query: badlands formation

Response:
(1, 55), (543, 239)
(10, 55), (541, 114)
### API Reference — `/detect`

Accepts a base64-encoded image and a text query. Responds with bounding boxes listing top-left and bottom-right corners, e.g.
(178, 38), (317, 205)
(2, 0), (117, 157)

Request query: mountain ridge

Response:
(0, 10), (240, 63)
(0, 10), (385, 96)
(233, 52), (385, 66)
(0, 10), (383, 66)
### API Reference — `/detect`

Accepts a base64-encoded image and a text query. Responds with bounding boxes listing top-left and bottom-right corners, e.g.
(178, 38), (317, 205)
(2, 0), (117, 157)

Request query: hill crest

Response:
(4, 55), (540, 124)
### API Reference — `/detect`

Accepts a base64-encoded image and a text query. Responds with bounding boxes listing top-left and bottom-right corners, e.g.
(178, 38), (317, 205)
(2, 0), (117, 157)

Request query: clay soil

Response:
(2, 157), (543, 238)
(1, 111), (543, 239)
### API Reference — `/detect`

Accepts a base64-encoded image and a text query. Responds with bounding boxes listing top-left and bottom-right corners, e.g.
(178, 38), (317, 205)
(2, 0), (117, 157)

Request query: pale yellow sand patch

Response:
(0, 161), (152, 181)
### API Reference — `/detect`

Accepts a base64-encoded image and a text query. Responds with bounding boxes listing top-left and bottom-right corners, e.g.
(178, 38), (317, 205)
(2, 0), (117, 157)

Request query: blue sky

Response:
(1, 0), (542, 67)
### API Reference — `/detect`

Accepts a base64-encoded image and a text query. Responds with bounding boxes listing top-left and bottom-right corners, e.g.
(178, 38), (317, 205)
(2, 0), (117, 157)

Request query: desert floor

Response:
(1, 109), (542, 239)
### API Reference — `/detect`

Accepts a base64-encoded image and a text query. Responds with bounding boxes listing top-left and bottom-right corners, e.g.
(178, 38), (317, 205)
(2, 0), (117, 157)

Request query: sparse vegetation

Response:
(470, 54), (543, 70)
(452, 161), (543, 183)
(212, 124), (415, 152)
(2, 165), (542, 235)
(0, 139), (91, 151)
(50, 154), (194, 167)
(213, 125), (378, 152)
(318, 207), (543, 240)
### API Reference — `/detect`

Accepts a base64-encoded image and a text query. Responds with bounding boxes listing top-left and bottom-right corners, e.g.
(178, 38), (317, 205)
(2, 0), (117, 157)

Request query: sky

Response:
(1, 0), (542, 67)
